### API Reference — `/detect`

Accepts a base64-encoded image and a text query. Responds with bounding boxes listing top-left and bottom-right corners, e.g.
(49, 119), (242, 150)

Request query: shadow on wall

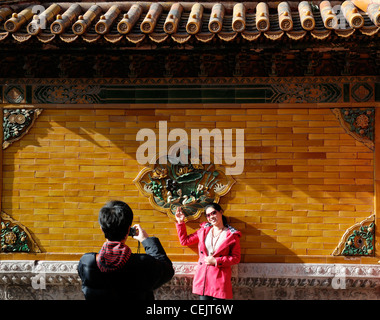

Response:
(228, 217), (304, 263)
(174, 208), (304, 263)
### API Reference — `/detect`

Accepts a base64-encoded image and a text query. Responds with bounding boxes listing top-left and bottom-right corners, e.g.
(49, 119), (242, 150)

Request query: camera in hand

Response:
(129, 226), (137, 237)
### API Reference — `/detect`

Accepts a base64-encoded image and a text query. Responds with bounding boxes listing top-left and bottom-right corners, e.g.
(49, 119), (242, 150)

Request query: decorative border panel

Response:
(1, 261), (380, 300)
(0, 76), (378, 105)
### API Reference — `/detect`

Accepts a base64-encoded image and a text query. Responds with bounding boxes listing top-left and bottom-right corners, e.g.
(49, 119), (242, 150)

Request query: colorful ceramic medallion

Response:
(134, 148), (235, 221)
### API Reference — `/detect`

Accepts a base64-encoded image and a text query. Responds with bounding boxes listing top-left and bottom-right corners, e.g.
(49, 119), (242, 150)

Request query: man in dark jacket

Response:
(78, 200), (175, 300)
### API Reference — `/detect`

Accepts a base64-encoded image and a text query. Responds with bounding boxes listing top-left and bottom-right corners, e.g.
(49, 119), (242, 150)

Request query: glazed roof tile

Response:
(0, 0), (378, 44)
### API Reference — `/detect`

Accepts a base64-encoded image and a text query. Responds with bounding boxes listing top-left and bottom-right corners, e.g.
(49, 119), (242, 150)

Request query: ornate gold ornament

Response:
(332, 214), (375, 256)
(134, 148), (235, 222)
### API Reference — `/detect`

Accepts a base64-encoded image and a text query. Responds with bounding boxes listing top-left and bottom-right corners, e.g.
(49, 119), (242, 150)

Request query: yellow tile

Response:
(1, 108), (375, 263)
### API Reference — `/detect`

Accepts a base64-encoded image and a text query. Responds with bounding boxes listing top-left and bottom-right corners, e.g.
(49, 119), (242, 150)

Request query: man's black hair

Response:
(98, 200), (133, 241)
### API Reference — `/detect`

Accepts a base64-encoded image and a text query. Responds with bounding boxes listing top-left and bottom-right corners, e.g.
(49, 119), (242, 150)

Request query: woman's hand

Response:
(175, 207), (186, 223)
(204, 256), (217, 266)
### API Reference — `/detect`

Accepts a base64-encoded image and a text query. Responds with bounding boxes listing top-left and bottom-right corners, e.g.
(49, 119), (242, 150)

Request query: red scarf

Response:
(96, 241), (132, 272)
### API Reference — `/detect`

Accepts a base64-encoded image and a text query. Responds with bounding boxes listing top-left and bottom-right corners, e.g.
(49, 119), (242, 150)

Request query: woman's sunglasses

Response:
(205, 210), (218, 219)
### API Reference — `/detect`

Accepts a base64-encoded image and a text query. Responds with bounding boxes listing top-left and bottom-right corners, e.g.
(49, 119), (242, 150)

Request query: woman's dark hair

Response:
(204, 203), (228, 226)
(98, 200), (133, 241)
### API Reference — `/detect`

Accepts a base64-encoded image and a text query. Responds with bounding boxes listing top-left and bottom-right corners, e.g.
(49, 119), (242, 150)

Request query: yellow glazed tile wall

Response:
(1, 108), (375, 263)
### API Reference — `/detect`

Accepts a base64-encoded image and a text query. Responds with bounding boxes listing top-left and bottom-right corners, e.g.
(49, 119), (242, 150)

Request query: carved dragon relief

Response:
(134, 147), (235, 222)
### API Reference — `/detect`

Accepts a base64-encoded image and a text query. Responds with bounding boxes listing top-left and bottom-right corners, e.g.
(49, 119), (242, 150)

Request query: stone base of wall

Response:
(1, 261), (380, 300)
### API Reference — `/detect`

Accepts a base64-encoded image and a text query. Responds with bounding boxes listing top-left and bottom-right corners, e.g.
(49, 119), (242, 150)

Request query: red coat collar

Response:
(199, 222), (241, 256)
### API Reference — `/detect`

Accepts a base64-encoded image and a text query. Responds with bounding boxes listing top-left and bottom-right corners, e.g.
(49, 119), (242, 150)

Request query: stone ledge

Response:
(1, 261), (380, 300)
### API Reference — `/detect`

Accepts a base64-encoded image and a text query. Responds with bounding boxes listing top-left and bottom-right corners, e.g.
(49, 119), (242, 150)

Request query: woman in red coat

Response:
(175, 203), (241, 300)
